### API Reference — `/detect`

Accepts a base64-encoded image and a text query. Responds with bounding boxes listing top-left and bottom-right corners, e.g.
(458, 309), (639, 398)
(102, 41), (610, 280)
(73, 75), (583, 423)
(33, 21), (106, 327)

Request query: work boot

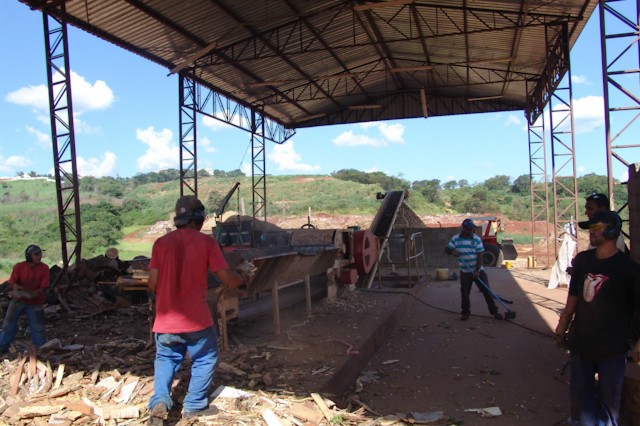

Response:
(183, 405), (218, 420)
(493, 312), (504, 320)
(148, 402), (168, 426)
(461, 313), (470, 321)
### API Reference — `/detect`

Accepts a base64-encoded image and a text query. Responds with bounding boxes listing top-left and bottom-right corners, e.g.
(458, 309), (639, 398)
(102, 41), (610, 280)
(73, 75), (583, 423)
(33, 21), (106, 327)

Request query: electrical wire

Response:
(358, 286), (553, 339)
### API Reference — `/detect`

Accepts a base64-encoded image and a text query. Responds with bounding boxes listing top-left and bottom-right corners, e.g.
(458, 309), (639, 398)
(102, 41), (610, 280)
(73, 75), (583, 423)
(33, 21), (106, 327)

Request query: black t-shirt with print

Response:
(568, 249), (640, 360)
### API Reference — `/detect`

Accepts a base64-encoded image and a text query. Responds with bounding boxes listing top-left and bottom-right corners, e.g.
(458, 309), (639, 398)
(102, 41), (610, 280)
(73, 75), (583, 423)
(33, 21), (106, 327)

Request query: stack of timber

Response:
(115, 269), (149, 291)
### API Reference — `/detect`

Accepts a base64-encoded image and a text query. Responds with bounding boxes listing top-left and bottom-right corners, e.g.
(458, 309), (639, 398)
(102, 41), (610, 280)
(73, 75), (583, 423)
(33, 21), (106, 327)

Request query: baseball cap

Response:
(578, 210), (620, 229)
(461, 218), (476, 230)
(26, 245), (44, 256)
(174, 195), (206, 226)
(586, 193), (610, 209)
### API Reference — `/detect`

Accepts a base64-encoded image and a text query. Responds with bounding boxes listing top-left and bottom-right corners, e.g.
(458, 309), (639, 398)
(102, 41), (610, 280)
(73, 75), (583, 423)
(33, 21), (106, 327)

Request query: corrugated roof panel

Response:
(20, 0), (599, 127)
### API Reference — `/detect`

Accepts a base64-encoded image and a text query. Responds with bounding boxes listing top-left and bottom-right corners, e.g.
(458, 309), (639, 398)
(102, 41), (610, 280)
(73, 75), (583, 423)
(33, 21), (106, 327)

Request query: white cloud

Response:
(0, 155), (32, 174)
(201, 114), (243, 131)
(198, 136), (217, 154)
(267, 140), (320, 172)
(333, 131), (384, 147)
(136, 127), (179, 172)
(504, 114), (522, 127)
(571, 75), (588, 85)
(333, 122), (405, 147)
(69, 72), (114, 111)
(578, 165), (586, 174)
(6, 84), (49, 109)
(549, 95), (603, 134)
(202, 114), (234, 132)
(74, 117), (101, 135)
(572, 95), (604, 133)
(378, 123), (405, 143)
(6, 71), (114, 113)
(25, 126), (51, 148)
(358, 122), (378, 129)
(76, 151), (118, 177)
(240, 162), (252, 176)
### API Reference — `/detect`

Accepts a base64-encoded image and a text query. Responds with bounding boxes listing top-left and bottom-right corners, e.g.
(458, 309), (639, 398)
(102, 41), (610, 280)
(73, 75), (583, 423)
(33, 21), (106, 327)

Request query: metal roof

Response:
(21, 0), (598, 129)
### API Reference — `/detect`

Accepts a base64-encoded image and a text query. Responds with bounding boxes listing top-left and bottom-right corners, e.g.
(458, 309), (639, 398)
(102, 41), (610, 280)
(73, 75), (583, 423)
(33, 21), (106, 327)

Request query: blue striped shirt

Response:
(446, 233), (484, 273)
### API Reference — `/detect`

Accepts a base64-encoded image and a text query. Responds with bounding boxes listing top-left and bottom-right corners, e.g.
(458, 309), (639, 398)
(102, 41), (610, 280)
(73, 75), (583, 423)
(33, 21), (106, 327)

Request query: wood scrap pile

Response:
(0, 354), (417, 426)
(37, 254), (153, 318)
(0, 345), (415, 426)
(393, 204), (427, 229)
(0, 349), (152, 425)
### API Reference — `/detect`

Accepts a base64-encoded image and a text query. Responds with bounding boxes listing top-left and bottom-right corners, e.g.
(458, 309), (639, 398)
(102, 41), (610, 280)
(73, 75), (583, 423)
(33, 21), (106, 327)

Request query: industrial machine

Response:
(468, 216), (517, 267)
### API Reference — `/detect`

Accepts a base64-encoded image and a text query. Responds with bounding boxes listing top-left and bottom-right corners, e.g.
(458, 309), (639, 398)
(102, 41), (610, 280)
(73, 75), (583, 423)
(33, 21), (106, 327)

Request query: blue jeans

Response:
(569, 352), (626, 426)
(149, 326), (218, 414)
(0, 300), (46, 351)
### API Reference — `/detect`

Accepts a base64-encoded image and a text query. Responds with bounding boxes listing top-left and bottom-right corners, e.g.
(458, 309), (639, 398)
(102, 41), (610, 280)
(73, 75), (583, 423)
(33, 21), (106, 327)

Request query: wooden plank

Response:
(310, 393), (334, 423)
(261, 408), (284, 426)
(10, 356), (27, 396)
(53, 364), (65, 390)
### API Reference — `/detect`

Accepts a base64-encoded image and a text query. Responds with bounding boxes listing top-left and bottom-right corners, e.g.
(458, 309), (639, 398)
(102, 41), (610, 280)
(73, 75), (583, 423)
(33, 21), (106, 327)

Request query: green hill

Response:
(0, 171), (621, 278)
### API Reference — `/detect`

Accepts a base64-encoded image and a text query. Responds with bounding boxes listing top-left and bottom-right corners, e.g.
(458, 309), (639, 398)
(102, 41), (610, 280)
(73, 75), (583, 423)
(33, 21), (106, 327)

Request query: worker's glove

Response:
(9, 289), (32, 300)
(236, 260), (257, 285)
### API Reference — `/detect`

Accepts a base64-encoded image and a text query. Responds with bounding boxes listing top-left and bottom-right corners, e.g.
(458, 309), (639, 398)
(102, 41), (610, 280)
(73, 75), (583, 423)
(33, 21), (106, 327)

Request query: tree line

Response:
(331, 168), (626, 220)
(0, 169), (623, 268)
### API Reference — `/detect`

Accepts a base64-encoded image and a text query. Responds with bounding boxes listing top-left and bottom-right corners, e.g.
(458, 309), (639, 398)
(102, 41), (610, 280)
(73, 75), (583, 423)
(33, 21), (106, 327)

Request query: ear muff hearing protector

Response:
(191, 208), (206, 224)
(604, 213), (622, 240)
(175, 208), (206, 224)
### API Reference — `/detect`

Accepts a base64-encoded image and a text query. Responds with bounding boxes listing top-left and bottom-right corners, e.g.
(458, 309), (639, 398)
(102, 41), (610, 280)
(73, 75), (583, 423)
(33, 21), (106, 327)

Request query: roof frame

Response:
(22, 0), (598, 128)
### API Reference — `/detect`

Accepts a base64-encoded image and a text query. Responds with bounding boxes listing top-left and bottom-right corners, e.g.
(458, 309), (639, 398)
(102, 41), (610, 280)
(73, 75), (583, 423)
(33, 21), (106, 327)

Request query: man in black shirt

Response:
(554, 210), (640, 425)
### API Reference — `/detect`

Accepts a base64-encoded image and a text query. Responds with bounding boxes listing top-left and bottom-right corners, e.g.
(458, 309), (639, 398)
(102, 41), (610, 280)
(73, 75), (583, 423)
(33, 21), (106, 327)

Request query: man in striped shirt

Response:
(445, 218), (503, 321)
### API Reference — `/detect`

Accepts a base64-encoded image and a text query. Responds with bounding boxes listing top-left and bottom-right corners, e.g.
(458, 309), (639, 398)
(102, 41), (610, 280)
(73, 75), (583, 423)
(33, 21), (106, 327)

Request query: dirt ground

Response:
(0, 258), (579, 425)
(0, 213), (595, 425)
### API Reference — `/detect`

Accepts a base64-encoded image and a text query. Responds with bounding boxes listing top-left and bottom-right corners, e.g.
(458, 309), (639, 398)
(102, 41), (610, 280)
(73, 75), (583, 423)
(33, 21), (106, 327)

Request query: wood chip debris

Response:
(464, 406), (503, 417)
(0, 250), (456, 425)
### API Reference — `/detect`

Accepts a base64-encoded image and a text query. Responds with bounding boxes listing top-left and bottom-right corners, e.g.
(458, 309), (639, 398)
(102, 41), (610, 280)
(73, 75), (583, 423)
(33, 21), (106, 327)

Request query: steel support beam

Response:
(251, 110), (267, 246)
(527, 113), (551, 266)
(599, 0), (640, 215)
(190, 79), (295, 144)
(43, 11), (82, 268)
(548, 23), (580, 253)
(179, 74), (198, 197)
(178, 75), (291, 234)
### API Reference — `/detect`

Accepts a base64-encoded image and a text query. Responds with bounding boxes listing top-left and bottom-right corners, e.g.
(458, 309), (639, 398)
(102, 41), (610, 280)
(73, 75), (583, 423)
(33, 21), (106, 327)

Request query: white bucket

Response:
(435, 268), (448, 281)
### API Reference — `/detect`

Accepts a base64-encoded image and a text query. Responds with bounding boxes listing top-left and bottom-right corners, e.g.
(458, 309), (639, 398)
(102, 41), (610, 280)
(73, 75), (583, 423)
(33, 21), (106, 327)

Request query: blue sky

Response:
(0, 2), (631, 186)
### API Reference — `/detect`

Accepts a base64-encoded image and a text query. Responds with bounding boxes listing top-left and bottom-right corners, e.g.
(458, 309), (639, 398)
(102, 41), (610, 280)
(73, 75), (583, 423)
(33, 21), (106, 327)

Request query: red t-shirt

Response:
(9, 261), (50, 305)
(150, 228), (228, 333)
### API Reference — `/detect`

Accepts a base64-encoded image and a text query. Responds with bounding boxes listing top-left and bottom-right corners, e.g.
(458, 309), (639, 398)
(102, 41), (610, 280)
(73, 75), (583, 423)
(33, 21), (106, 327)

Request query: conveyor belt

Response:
(370, 191), (405, 237)
(364, 190), (407, 288)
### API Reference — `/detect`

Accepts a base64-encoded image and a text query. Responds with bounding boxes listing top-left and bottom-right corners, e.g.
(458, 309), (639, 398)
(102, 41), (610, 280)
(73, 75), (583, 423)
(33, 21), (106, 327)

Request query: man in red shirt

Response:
(0, 244), (50, 353)
(147, 195), (244, 425)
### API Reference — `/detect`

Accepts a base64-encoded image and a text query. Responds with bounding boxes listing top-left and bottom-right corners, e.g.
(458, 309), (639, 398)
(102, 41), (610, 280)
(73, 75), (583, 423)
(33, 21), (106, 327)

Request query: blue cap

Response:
(462, 218), (475, 230)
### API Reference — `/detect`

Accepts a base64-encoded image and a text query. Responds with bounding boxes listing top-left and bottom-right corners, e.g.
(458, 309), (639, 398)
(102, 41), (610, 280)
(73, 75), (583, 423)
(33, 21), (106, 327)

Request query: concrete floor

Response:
(348, 265), (572, 425)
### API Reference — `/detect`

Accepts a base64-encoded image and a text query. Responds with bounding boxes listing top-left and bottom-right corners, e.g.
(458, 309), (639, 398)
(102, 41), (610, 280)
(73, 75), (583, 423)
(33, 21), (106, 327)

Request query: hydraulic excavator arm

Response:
(215, 182), (241, 222)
